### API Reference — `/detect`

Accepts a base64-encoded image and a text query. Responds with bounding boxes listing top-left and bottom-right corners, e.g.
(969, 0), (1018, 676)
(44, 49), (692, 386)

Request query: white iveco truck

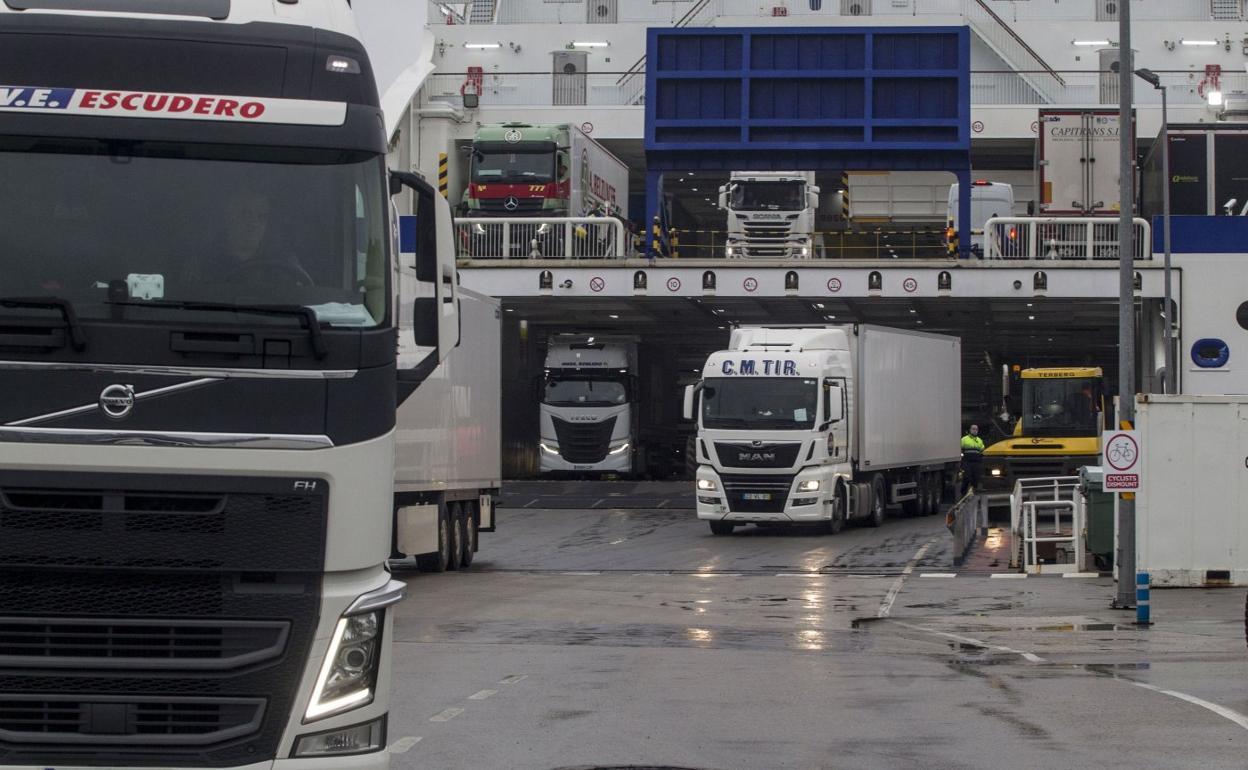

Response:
(684, 326), (961, 535)
(0, 0), (493, 766)
(719, 171), (820, 259)
(539, 336), (637, 475)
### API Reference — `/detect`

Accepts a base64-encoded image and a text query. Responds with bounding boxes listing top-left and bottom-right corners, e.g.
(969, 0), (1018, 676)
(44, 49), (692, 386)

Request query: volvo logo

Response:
(503, 196), (520, 211)
(99, 384), (136, 420)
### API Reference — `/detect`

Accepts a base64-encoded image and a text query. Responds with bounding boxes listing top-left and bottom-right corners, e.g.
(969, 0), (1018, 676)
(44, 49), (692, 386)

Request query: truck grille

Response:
(0, 696), (264, 746)
(552, 416), (617, 464)
(0, 475), (325, 572)
(714, 442), (801, 469)
(743, 223), (793, 240)
(0, 617), (288, 670)
(0, 471), (325, 766)
(475, 197), (546, 214)
(720, 473), (796, 514)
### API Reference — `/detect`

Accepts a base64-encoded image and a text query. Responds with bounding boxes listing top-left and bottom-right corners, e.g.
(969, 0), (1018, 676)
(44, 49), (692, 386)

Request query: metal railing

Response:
(423, 70), (1247, 110)
(430, 0), (1248, 25)
(962, 0), (1065, 103)
(947, 492), (988, 566)
(1009, 476), (1080, 569)
(985, 217), (1153, 261)
(1020, 498), (1085, 574)
(456, 217), (627, 259)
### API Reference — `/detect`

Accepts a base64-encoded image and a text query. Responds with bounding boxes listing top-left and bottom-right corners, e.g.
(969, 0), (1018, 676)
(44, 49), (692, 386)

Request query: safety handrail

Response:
(455, 216), (628, 259)
(985, 217), (1153, 261)
(1021, 499), (1084, 574)
(1009, 476), (1079, 568)
(965, 0), (1066, 88)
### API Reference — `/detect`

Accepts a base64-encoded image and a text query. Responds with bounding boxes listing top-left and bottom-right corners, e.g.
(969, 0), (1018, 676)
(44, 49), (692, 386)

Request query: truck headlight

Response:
(697, 478), (718, 492)
(990, 468), (1003, 477)
(798, 246), (810, 257)
(293, 717), (386, 757)
(608, 442), (630, 455)
(797, 479), (821, 492)
(540, 442), (559, 455)
(305, 612), (382, 722)
(725, 245), (737, 257)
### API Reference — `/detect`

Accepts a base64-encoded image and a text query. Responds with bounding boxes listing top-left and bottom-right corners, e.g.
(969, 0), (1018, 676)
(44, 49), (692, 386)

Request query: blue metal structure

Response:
(643, 26), (973, 256)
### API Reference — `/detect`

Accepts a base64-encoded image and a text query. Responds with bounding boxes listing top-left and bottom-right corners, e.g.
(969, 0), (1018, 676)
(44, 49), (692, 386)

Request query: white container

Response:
(1136, 394), (1248, 586)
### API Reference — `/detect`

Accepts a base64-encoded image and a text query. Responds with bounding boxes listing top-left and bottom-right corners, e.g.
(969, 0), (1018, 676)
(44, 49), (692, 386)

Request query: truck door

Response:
(824, 377), (849, 461)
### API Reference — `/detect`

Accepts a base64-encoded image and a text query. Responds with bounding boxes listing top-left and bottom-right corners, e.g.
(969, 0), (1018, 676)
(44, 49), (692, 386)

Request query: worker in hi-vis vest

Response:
(960, 424), (985, 495)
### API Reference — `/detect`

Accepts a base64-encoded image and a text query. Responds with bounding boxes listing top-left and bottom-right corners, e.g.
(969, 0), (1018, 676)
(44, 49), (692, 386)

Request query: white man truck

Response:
(684, 326), (961, 535)
(539, 336), (637, 475)
(0, 0), (493, 766)
(719, 171), (820, 259)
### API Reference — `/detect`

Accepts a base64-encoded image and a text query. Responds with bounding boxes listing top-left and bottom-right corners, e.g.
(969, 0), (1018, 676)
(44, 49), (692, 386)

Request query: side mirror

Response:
(807, 188), (820, 209)
(717, 188), (728, 210)
(682, 383), (698, 421)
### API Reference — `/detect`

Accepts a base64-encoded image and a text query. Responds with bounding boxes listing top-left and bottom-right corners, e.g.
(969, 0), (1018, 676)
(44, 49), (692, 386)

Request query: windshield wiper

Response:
(0, 296), (87, 351)
(108, 299), (326, 359)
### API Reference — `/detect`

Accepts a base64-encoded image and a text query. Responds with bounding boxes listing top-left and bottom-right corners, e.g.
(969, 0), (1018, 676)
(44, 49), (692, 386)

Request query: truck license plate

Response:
(742, 493), (772, 501)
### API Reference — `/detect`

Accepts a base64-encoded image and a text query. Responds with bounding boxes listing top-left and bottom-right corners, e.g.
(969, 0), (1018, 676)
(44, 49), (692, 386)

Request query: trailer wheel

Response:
(709, 520), (736, 536)
(867, 474), (886, 528)
(447, 502), (464, 571)
(460, 502), (478, 568)
(416, 502), (451, 573)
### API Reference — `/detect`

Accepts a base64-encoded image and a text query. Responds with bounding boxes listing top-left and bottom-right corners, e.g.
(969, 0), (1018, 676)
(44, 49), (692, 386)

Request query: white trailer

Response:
(539, 335), (638, 475)
(719, 171), (819, 259)
(1037, 110), (1126, 216)
(1136, 395), (1248, 586)
(394, 288), (501, 571)
(684, 325), (961, 535)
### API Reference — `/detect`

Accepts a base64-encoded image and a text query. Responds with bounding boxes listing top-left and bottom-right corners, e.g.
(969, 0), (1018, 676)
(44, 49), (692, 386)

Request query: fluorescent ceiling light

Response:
(464, 42), (501, 49)
(1209, 90), (1225, 106)
(1181, 39), (1218, 46)
(1073, 40), (1110, 46)
(572, 41), (609, 48)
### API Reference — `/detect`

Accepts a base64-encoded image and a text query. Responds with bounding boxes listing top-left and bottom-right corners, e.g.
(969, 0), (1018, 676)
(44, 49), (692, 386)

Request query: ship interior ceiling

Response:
(501, 294), (1124, 430)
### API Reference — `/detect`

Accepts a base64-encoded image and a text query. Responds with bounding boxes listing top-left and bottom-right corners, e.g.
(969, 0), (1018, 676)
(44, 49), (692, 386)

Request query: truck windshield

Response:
(544, 377), (628, 407)
(729, 181), (805, 211)
(0, 138), (388, 328)
(1022, 377), (1102, 437)
(702, 378), (818, 430)
(472, 145), (555, 184)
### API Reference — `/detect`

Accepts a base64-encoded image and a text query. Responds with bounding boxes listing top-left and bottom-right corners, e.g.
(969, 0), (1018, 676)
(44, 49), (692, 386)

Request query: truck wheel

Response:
(825, 487), (845, 535)
(709, 520), (736, 536)
(460, 502), (477, 568)
(447, 502), (464, 571)
(416, 502), (451, 573)
(867, 474), (886, 527)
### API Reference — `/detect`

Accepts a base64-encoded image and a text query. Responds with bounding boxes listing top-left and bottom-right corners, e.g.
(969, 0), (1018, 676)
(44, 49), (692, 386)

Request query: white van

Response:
(947, 181), (1015, 257)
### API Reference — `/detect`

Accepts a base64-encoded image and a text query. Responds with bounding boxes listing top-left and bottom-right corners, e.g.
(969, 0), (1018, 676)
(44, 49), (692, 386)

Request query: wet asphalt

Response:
(387, 503), (1248, 770)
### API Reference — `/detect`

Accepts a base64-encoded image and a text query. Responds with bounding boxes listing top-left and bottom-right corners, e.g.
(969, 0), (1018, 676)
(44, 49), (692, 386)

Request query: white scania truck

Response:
(719, 171), (820, 259)
(684, 326), (961, 535)
(0, 0), (493, 766)
(539, 336), (637, 475)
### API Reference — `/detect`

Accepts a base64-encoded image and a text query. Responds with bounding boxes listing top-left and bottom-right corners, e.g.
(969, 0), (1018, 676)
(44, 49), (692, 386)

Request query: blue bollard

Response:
(1136, 571), (1151, 625)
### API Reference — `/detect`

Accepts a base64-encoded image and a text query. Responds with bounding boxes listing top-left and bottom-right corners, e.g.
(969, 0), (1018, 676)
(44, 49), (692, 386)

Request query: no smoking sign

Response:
(1102, 430), (1141, 492)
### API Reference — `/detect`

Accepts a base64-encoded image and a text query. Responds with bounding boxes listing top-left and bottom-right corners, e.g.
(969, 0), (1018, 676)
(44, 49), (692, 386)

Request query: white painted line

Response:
(991, 573), (1028, 579)
(498, 674), (528, 685)
(429, 707), (464, 722)
(522, 499), (538, 508)
(468, 689), (498, 700)
(590, 499), (604, 508)
(1062, 572), (1102, 579)
(1123, 680), (1248, 732)
(693, 573), (743, 578)
(775, 572), (822, 578)
(888, 620), (1046, 664)
(609, 539), (628, 545)
(920, 573), (958, 578)
(390, 736), (422, 754)
(877, 538), (936, 618)
(558, 571), (601, 576)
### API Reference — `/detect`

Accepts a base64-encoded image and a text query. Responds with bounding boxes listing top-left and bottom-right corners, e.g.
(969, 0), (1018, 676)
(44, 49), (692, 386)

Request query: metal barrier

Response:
(946, 492), (987, 566)
(985, 217), (1152, 261)
(1009, 476), (1080, 569)
(1020, 498), (1085, 574)
(456, 217), (628, 260)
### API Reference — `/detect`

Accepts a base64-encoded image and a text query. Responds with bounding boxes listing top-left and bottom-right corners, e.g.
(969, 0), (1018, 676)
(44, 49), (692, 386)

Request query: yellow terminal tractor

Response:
(980, 367), (1107, 495)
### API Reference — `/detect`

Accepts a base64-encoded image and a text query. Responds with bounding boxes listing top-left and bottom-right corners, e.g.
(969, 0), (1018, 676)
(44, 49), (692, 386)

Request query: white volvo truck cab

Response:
(685, 326), (961, 536)
(539, 338), (636, 475)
